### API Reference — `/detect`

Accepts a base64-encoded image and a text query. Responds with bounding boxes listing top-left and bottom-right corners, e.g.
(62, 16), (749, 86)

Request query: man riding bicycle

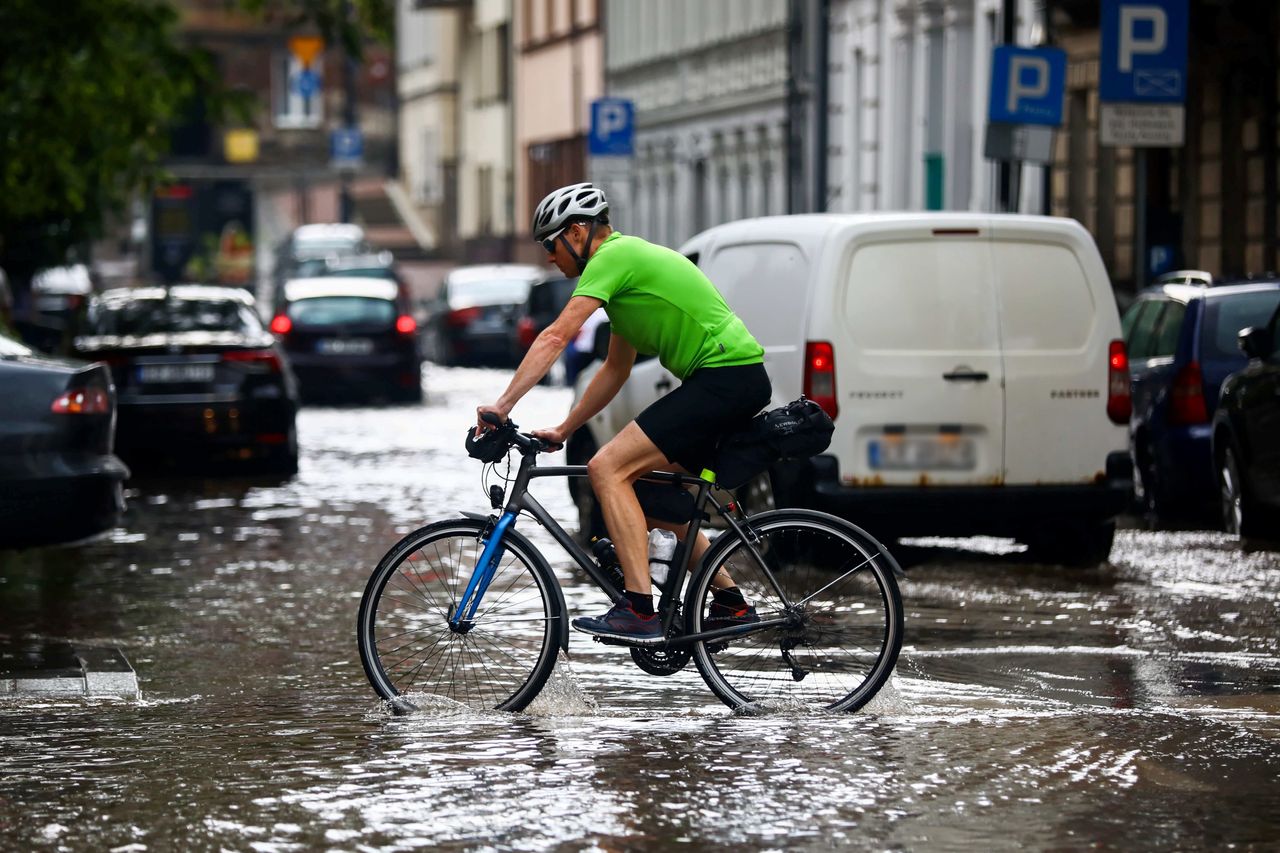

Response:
(476, 182), (771, 645)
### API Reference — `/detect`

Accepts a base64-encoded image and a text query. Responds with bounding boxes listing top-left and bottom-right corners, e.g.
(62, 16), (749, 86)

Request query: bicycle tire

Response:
(357, 518), (565, 712)
(686, 509), (904, 713)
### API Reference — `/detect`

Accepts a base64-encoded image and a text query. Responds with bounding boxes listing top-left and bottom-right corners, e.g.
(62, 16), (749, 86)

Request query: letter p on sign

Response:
(1007, 56), (1051, 114)
(1119, 5), (1167, 72)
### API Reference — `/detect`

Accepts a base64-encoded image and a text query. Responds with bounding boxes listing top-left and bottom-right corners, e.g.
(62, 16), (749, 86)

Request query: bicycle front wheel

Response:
(357, 518), (565, 712)
(687, 510), (904, 713)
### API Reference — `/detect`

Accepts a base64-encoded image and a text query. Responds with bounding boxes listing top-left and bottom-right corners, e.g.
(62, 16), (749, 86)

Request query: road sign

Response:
(987, 46), (1067, 126)
(288, 36), (324, 68)
(331, 127), (363, 170)
(589, 98), (635, 157)
(1100, 0), (1188, 103)
(293, 68), (320, 99)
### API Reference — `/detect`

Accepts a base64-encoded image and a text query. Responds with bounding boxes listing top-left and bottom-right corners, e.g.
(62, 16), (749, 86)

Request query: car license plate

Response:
(317, 338), (374, 355)
(868, 435), (976, 470)
(137, 363), (215, 383)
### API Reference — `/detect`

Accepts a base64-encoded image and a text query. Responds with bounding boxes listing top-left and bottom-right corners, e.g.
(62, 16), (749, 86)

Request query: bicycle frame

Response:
(449, 447), (795, 646)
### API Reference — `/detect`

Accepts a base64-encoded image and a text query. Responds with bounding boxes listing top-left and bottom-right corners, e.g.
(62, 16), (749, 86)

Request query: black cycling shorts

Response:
(635, 362), (772, 474)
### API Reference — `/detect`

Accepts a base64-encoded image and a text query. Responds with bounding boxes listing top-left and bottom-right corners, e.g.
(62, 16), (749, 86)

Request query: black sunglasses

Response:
(541, 222), (577, 254)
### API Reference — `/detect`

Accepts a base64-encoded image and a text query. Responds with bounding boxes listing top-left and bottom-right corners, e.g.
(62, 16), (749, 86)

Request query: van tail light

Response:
(395, 315), (418, 335)
(804, 341), (838, 420)
(223, 349), (283, 372)
(1106, 339), (1132, 424)
(516, 316), (537, 349)
(51, 386), (111, 415)
(270, 315), (292, 335)
(1169, 360), (1209, 425)
(447, 307), (482, 328)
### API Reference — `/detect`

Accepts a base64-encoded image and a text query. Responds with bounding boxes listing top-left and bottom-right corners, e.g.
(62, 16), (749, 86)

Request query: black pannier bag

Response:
(713, 397), (835, 490)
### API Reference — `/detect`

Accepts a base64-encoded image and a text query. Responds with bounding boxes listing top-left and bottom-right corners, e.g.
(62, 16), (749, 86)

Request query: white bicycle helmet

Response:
(531, 182), (609, 243)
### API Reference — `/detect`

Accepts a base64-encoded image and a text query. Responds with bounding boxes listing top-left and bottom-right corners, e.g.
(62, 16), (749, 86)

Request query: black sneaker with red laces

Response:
(571, 597), (664, 645)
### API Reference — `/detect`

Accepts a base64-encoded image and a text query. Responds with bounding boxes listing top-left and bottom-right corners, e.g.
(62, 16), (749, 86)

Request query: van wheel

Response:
(567, 435), (606, 543)
(1022, 519), (1115, 567)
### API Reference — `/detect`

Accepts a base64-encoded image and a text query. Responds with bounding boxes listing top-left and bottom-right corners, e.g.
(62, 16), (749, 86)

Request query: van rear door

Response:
(834, 226), (1005, 486)
(989, 220), (1122, 484)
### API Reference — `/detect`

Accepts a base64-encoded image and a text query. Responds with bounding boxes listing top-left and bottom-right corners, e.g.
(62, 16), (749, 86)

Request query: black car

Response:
(74, 286), (299, 474)
(271, 277), (422, 403)
(510, 275), (576, 364)
(1212, 303), (1280, 540)
(423, 264), (543, 367)
(0, 331), (130, 548)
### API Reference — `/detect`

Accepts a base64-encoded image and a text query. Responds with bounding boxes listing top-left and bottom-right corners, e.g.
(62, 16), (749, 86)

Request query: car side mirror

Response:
(1238, 326), (1270, 360)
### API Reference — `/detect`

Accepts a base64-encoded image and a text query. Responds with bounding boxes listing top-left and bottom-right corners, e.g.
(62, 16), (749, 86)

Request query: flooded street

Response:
(2, 365), (1279, 851)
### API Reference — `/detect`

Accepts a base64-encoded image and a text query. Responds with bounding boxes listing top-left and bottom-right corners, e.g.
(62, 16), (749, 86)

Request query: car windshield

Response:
(288, 296), (395, 327)
(448, 278), (533, 309)
(86, 299), (262, 336)
(326, 267), (396, 280)
(1205, 291), (1280, 359)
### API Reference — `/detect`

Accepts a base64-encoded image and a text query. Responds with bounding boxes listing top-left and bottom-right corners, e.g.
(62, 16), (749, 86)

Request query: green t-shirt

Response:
(571, 232), (764, 380)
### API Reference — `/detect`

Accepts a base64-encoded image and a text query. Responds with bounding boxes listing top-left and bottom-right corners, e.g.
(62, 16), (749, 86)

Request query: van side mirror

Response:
(592, 323), (611, 362)
(1238, 326), (1270, 360)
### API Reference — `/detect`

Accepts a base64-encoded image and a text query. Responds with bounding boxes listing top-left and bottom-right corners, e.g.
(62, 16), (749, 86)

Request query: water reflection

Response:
(1, 367), (1278, 850)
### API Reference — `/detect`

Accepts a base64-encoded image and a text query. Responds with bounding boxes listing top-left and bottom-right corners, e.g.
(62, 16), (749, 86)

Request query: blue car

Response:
(1123, 280), (1280, 524)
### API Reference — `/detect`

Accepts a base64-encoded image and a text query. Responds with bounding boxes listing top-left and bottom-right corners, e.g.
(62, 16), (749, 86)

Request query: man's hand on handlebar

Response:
(475, 405), (508, 436)
(531, 426), (566, 451)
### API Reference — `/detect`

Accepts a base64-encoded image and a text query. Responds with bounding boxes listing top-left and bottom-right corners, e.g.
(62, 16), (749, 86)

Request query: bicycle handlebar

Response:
(476, 412), (561, 456)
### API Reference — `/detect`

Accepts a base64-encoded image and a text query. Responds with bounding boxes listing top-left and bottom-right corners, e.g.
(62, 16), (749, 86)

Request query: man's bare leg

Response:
(587, 422), (671, 596)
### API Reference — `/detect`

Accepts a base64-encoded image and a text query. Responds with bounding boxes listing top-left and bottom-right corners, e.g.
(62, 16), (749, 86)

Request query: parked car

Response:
(1212, 302), (1280, 540)
(1155, 269), (1214, 287)
(510, 275), (577, 380)
(272, 224), (370, 300)
(271, 277), (422, 403)
(74, 286), (300, 474)
(1122, 279), (1280, 524)
(423, 264), (544, 367)
(569, 213), (1133, 566)
(0, 328), (130, 548)
(271, 251), (401, 316)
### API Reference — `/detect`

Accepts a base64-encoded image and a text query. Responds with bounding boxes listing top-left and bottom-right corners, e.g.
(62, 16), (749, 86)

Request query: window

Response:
(1204, 292), (1280, 360)
(288, 297), (395, 327)
(1124, 300), (1166, 360)
(274, 53), (324, 129)
(1149, 302), (1186, 359)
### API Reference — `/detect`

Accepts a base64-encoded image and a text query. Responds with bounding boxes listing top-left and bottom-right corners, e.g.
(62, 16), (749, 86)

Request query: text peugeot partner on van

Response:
(567, 213), (1133, 566)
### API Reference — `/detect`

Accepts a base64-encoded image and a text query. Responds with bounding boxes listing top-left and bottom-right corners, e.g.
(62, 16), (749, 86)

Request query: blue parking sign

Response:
(589, 98), (635, 157)
(1100, 0), (1188, 103)
(988, 46), (1066, 126)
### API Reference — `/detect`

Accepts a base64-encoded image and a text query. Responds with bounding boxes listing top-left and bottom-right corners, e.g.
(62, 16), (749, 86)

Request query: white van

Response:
(567, 213), (1134, 565)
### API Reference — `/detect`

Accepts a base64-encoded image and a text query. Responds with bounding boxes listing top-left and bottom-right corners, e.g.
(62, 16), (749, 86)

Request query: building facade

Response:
(513, 0), (603, 263)
(604, 0), (792, 249)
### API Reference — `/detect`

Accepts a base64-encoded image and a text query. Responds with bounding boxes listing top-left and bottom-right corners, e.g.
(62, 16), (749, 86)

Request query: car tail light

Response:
(516, 316), (537, 349)
(270, 315), (292, 335)
(223, 349), (283, 371)
(395, 315), (417, 335)
(804, 341), (838, 420)
(1106, 339), (1132, 424)
(447, 307), (481, 328)
(1169, 360), (1209, 425)
(51, 386), (111, 415)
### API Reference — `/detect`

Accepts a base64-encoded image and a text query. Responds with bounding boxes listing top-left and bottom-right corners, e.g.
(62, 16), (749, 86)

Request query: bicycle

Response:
(357, 416), (905, 714)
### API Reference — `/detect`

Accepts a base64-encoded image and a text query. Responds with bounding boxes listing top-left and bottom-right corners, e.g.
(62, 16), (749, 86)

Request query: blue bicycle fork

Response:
(451, 511), (517, 628)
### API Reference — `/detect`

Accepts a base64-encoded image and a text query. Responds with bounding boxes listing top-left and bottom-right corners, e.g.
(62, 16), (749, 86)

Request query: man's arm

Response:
(551, 331), (637, 439)
(479, 295), (602, 424)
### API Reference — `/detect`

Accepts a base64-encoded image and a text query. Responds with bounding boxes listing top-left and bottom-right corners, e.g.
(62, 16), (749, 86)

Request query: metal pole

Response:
(339, 0), (358, 224)
(1134, 149), (1148, 289)
(813, 0), (830, 212)
(999, 0), (1016, 212)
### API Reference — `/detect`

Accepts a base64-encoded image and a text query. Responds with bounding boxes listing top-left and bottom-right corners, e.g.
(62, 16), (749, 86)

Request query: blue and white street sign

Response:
(330, 127), (363, 169)
(1100, 0), (1188, 103)
(294, 68), (320, 99)
(988, 46), (1067, 126)
(589, 98), (635, 157)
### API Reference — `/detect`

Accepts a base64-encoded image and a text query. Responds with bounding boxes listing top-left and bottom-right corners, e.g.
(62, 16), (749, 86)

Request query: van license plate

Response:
(868, 436), (976, 470)
(318, 338), (374, 355)
(137, 364), (215, 383)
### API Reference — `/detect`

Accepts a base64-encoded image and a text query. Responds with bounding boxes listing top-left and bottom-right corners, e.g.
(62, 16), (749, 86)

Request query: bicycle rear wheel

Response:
(357, 518), (565, 712)
(687, 510), (904, 713)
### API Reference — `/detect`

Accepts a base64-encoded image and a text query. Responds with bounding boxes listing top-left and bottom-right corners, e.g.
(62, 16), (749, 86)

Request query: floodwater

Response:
(2, 366), (1279, 851)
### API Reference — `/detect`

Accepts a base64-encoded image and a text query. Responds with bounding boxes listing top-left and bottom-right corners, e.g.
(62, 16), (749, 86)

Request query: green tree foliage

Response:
(0, 0), (391, 288)
(0, 0), (218, 279)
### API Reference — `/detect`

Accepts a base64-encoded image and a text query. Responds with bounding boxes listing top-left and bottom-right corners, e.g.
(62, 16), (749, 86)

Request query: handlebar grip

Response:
(480, 411), (505, 427)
